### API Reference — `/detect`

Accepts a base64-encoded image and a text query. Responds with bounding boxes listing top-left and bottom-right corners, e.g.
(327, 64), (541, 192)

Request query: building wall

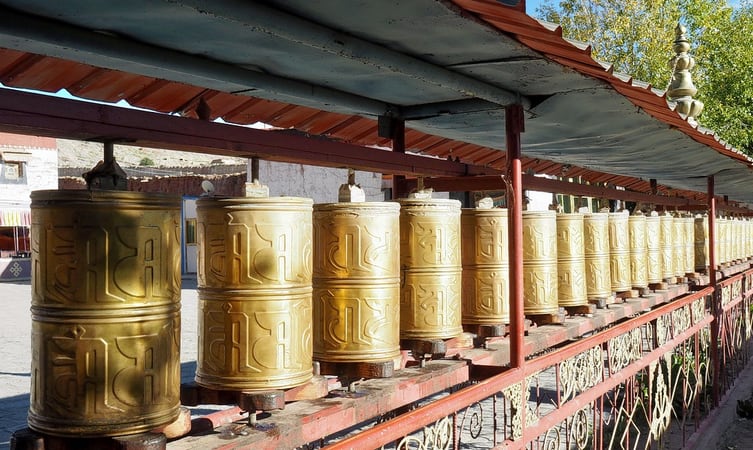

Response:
(60, 160), (385, 202)
(0, 145), (58, 207)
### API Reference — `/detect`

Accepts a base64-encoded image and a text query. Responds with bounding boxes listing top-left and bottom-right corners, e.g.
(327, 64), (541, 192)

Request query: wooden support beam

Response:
(407, 174), (700, 207)
(0, 88), (498, 177)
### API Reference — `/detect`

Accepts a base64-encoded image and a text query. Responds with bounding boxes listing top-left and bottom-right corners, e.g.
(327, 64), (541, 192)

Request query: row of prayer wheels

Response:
(26, 189), (753, 437)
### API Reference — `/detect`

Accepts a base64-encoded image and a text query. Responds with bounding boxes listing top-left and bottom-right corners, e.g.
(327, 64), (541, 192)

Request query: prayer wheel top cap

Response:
(398, 198), (461, 208)
(314, 201), (399, 212)
(30, 189), (181, 207)
(197, 195), (313, 208)
(522, 210), (556, 217)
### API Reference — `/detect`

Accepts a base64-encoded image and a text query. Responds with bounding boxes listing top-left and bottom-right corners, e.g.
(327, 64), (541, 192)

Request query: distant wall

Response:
(60, 160), (385, 202)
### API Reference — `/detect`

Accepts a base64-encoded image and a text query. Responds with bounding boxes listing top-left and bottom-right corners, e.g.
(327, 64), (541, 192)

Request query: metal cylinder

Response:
(672, 215), (685, 277)
(660, 213), (674, 280)
(556, 213), (587, 306)
(461, 208), (509, 324)
(682, 216), (695, 274)
(399, 198), (462, 340)
(196, 197), (313, 391)
(717, 217), (727, 265)
(646, 215), (662, 283)
(583, 213), (611, 299)
(523, 211), (558, 315)
(629, 213), (648, 288)
(694, 215), (708, 271)
(609, 212), (631, 292)
(312, 202), (400, 362)
(29, 190), (181, 437)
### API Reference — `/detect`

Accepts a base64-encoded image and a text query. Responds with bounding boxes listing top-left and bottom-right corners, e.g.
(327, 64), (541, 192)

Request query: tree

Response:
(534, 0), (753, 154)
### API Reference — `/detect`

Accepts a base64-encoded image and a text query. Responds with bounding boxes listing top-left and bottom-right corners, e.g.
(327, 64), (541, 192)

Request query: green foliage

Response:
(139, 157), (155, 166)
(534, 0), (753, 154)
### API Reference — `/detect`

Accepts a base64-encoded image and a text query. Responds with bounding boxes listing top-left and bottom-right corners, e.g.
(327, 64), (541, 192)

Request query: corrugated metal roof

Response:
(0, 0), (749, 205)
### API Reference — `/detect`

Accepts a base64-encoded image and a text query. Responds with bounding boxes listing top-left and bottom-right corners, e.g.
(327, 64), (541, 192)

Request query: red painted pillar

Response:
(708, 175), (719, 407)
(506, 104), (525, 369)
(389, 118), (406, 199)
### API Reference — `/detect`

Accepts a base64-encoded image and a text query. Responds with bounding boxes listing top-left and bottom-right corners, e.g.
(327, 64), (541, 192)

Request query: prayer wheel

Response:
(628, 213), (648, 289)
(672, 215), (685, 277)
(660, 213), (674, 280)
(583, 213), (611, 299)
(312, 202), (400, 363)
(646, 215), (662, 284)
(29, 190), (181, 437)
(717, 217), (728, 265)
(461, 207), (509, 324)
(522, 211), (558, 315)
(694, 215), (709, 271)
(682, 216), (695, 274)
(195, 197), (313, 391)
(556, 213), (587, 306)
(609, 212), (631, 292)
(399, 198), (462, 340)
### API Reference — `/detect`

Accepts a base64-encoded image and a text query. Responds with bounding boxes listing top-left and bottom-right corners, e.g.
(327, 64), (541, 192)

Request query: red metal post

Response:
(506, 104), (525, 369)
(708, 175), (719, 406)
(391, 118), (406, 199)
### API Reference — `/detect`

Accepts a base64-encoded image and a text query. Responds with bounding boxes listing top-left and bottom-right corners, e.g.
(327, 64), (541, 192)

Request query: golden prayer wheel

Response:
(609, 212), (631, 292)
(461, 208), (509, 324)
(646, 215), (662, 283)
(196, 197), (313, 391)
(556, 213), (587, 306)
(312, 202), (400, 362)
(399, 198), (462, 340)
(694, 215), (709, 271)
(672, 215), (685, 277)
(628, 213), (648, 288)
(682, 216), (695, 274)
(523, 211), (559, 315)
(660, 213), (674, 280)
(29, 190), (181, 437)
(716, 218), (727, 265)
(583, 213), (611, 299)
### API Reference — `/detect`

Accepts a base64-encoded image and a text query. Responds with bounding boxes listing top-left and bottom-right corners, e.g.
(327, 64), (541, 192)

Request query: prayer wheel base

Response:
(588, 297), (608, 309)
(563, 304), (596, 317)
(526, 308), (566, 326)
(11, 428), (167, 450)
(317, 358), (400, 379)
(181, 377), (330, 409)
(649, 281), (669, 291)
(463, 323), (508, 339)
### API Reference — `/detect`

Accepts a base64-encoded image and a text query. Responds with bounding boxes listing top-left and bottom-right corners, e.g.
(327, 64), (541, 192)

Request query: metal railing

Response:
(319, 268), (753, 450)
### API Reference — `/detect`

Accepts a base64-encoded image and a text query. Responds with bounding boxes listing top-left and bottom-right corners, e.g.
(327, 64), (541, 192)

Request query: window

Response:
(4, 163), (20, 180)
(185, 218), (197, 245)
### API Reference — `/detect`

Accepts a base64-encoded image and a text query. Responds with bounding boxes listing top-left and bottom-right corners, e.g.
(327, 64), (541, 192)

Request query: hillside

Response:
(57, 139), (246, 169)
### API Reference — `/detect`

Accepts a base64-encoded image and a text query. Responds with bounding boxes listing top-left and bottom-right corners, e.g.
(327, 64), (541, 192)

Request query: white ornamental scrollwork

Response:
(656, 314), (670, 347)
(722, 285), (731, 307)
(560, 346), (602, 402)
(672, 306), (691, 337)
(502, 381), (524, 440)
(691, 297), (706, 324)
(570, 408), (591, 450)
(395, 416), (453, 450)
(649, 356), (673, 442)
(608, 328), (642, 372)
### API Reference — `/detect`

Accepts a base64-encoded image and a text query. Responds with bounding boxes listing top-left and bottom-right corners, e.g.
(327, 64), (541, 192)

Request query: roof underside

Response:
(0, 0), (750, 204)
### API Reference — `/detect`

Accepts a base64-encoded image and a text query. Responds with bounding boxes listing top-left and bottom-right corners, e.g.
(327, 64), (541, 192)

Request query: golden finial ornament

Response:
(667, 23), (704, 122)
